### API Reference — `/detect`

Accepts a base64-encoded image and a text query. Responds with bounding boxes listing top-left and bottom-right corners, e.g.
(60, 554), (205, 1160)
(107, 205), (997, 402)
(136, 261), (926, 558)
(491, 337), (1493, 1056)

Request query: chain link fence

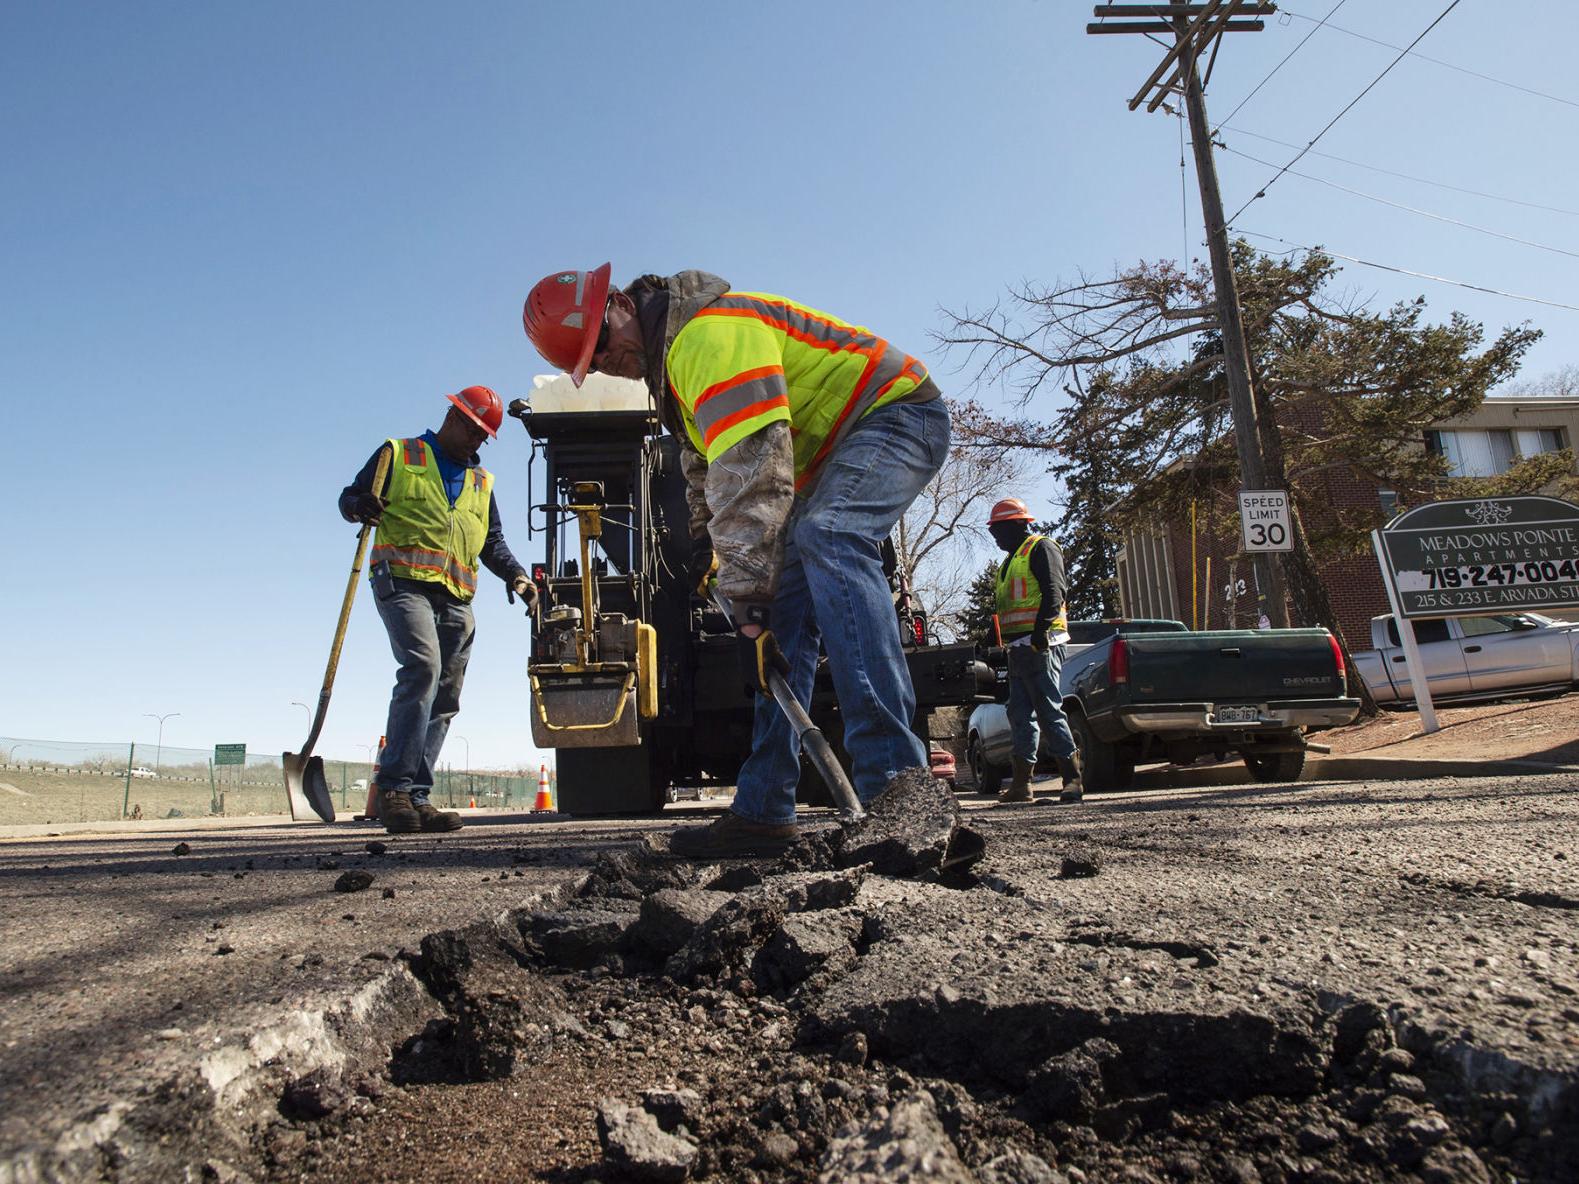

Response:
(0, 737), (546, 826)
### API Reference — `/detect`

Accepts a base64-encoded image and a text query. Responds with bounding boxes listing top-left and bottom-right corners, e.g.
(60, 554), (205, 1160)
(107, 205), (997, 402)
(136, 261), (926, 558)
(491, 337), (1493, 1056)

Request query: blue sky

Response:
(3, 2), (1574, 769)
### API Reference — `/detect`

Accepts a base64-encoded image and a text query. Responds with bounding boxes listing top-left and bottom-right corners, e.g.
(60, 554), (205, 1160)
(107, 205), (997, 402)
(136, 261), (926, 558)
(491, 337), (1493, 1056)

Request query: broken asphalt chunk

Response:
(596, 1098), (697, 1182)
(838, 766), (960, 877)
(817, 1089), (974, 1183)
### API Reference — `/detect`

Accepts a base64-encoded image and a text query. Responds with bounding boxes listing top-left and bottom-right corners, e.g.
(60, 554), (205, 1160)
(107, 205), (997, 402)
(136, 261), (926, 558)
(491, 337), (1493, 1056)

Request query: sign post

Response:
(1371, 529), (1439, 733)
(1372, 495), (1579, 734)
(213, 744), (246, 766)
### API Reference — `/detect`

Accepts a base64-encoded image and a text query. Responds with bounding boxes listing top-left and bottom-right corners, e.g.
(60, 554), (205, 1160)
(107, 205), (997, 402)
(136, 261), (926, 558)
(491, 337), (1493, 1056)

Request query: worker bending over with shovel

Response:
(988, 497), (1082, 804)
(339, 386), (535, 834)
(524, 265), (950, 858)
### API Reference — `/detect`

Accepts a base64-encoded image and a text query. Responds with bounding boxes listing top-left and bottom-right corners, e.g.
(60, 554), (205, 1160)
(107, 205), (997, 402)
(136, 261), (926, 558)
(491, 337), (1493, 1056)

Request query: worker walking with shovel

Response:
(524, 266), (949, 857)
(340, 386), (535, 834)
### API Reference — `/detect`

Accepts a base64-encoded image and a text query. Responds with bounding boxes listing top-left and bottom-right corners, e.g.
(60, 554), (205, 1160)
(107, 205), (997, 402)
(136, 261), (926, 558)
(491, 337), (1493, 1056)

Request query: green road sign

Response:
(213, 743), (247, 766)
(1377, 496), (1579, 618)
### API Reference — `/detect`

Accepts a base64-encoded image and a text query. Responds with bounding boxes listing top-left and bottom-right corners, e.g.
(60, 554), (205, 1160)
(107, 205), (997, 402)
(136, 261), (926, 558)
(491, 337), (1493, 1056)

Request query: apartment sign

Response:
(1238, 489), (1293, 552)
(1376, 495), (1579, 618)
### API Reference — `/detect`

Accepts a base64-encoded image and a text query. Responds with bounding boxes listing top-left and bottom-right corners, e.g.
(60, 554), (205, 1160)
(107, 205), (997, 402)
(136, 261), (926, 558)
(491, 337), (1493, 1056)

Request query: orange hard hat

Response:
(522, 263), (612, 388)
(447, 385), (503, 437)
(988, 497), (1034, 524)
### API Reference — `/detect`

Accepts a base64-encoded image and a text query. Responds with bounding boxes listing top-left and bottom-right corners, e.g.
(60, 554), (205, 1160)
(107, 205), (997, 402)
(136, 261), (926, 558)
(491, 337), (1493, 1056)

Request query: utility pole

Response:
(1090, 2), (1290, 627)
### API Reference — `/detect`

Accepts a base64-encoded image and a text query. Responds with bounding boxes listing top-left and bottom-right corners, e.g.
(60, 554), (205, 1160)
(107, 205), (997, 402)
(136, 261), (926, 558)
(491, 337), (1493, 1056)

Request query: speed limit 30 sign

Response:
(1239, 489), (1293, 552)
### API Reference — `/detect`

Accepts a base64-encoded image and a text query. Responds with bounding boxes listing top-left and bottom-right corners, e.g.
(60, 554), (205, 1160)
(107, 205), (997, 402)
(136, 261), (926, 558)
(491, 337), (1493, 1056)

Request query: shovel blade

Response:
(282, 751), (337, 823)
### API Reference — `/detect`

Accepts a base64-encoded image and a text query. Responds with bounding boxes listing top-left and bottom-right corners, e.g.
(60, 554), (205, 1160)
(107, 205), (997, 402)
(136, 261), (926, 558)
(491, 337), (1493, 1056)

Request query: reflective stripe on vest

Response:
(370, 437), (493, 601)
(668, 292), (929, 491)
(994, 534), (1068, 638)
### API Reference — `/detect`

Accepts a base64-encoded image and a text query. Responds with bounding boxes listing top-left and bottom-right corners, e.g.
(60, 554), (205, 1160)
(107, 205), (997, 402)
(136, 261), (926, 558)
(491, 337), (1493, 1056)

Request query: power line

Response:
(1234, 229), (1579, 313)
(1221, 126), (1579, 219)
(1279, 5), (1579, 111)
(1215, 0), (1348, 128)
(1226, 0), (1464, 225)
(1222, 145), (1579, 261)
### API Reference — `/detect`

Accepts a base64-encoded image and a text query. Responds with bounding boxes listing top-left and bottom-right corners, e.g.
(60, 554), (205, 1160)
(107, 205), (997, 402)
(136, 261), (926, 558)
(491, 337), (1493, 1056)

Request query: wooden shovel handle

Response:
(300, 444), (392, 758)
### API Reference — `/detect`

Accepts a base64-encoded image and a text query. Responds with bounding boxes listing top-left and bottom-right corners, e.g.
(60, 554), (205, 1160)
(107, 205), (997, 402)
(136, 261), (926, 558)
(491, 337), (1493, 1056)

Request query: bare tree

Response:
(1497, 363), (1579, 399)
(896, 442), (1034, 639)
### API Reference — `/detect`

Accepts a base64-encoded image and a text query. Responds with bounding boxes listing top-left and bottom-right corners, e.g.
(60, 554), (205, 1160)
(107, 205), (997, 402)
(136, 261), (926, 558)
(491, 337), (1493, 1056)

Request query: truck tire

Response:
(1243, 749), (1306, 783)
(1069, 707), (1133, 792)
(968, 733), (1005, 796)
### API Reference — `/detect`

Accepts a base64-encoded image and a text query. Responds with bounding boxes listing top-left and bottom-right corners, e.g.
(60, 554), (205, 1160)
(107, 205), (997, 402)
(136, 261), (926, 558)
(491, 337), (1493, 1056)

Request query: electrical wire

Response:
(1226, 0), (1464, 225)
(1222, 144), (1579, 261)
(1221, 126), (1579, 218)
(1234, 229), (1579, 313)
(1278, 5), (1579, 111)
(1215, 0), (1348, 129)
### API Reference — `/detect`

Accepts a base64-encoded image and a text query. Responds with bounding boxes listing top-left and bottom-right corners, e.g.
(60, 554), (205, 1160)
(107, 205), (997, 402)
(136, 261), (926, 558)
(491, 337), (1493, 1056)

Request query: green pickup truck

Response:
(1061, 620), (1359, 790)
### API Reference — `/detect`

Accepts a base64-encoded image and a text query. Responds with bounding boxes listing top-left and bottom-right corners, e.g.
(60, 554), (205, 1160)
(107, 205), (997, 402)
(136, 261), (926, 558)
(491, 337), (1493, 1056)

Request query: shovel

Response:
(283, 446), (392, 822)
(712, 590), (865, 824)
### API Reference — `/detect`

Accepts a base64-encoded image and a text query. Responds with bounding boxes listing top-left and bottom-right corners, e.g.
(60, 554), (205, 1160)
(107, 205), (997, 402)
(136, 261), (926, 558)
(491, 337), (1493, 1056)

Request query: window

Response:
(1425, 428), (1565, 477)
(1387, 618), (1452, 646)
(1457, 616), (1517, 637)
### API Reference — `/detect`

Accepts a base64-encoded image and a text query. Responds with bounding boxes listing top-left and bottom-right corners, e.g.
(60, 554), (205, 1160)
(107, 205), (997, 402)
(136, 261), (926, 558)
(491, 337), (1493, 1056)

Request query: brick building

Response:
(1114, 397), (1579, 650)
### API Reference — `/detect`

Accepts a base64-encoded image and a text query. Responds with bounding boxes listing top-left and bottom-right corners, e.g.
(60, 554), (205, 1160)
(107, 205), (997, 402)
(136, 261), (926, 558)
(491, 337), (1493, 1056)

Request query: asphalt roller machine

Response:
(509, 374), (992, 814)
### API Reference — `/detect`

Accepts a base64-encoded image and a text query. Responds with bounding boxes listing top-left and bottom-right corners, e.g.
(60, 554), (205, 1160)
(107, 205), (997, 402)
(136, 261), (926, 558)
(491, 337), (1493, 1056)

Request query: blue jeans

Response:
(373, 577), (475, 804)
(731, 399), (951, 825)
(1005, 643), (1076, 764)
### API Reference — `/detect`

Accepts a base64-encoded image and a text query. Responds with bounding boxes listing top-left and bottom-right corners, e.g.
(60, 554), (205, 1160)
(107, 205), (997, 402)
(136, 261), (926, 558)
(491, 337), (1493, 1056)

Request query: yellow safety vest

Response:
(994, 534), (1068, 639)
(371, 437), (493, 602)
(667, 292), (930, 491)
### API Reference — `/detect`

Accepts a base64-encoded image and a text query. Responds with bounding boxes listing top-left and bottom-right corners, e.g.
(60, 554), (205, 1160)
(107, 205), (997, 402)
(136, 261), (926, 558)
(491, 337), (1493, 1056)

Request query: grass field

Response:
(0, 763), (531, 826)
(0, 767), (299, 825)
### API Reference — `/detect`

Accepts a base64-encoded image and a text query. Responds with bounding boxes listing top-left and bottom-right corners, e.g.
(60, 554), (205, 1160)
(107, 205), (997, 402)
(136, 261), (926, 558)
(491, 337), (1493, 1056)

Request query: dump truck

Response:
(509, 374), (993, 814)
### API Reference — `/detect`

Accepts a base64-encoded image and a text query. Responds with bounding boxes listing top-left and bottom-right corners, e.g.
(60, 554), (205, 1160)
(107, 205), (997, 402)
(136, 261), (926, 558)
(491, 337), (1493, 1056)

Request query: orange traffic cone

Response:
(533, 762), (554, 811)
(358, 736), (386, 821)
(468, 796), (477, 809)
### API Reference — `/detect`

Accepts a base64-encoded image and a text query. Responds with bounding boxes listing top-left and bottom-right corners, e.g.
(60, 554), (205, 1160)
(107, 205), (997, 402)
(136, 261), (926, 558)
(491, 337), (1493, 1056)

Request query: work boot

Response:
(1056, 753), (1084, 804)
(414, 801), (464, 832)
(380, 789), (421, 834)
(997, 758), (1035, 804)
(668, 810), (798, 859)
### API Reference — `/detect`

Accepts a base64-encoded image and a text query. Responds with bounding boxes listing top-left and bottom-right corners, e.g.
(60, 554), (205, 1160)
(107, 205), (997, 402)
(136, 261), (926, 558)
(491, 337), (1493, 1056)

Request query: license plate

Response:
(1215, 705), (1259, 724)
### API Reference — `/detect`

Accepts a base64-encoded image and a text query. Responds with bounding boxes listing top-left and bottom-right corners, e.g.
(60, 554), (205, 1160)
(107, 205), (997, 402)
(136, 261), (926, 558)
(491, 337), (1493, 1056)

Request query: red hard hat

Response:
(522, 263), (612, 388)
(447, 385), (503, 438)
(988, 497), (1034, 524)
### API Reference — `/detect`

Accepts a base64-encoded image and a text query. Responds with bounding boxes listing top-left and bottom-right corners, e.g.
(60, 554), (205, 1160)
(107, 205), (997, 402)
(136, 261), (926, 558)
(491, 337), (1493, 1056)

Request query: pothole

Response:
(273, 822), (1578, 1184)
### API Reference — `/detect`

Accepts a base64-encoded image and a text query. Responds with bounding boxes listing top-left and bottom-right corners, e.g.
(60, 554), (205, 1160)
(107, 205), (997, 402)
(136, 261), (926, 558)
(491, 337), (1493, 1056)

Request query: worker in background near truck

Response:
(339, 386), (536, 835)
(988, 498), (1083, 804)
(523, 265), (950, 857)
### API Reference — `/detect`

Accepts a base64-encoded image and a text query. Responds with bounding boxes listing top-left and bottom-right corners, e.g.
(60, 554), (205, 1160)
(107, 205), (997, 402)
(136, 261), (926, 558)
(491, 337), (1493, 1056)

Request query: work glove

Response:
(735, 604), (788, 695)
(1031, 629), (1050, 653)
(689, 541), (718, 597)
(349, 491), (387, 525)
(508, 571), (538, 609)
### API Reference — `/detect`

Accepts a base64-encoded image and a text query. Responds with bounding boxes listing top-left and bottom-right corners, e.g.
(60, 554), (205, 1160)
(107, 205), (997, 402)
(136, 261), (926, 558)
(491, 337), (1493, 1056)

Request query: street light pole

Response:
(142, 712), (180, 776)
(291, 701), (311, 735)
(5, 743), (19, 767)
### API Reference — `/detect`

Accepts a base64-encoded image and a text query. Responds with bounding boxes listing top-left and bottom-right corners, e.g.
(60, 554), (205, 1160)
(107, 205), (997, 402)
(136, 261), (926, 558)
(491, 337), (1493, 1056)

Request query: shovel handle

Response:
(300, 445), (392, 758)
(711, 589), (865, 823)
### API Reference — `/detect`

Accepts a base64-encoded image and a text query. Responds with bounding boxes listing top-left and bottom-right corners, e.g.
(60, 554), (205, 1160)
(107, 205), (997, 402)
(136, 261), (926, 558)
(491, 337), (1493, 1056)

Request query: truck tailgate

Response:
(1126, 629), (1342, 702)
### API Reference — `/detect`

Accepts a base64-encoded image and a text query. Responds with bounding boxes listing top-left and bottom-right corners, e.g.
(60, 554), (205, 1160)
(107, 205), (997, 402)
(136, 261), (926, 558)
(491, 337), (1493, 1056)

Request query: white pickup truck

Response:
(1352, 612), (1579, 705)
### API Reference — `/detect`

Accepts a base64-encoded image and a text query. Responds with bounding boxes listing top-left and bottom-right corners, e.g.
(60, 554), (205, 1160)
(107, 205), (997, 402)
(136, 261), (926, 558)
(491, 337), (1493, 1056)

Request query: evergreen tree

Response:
(958, 562), (1001, 645)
